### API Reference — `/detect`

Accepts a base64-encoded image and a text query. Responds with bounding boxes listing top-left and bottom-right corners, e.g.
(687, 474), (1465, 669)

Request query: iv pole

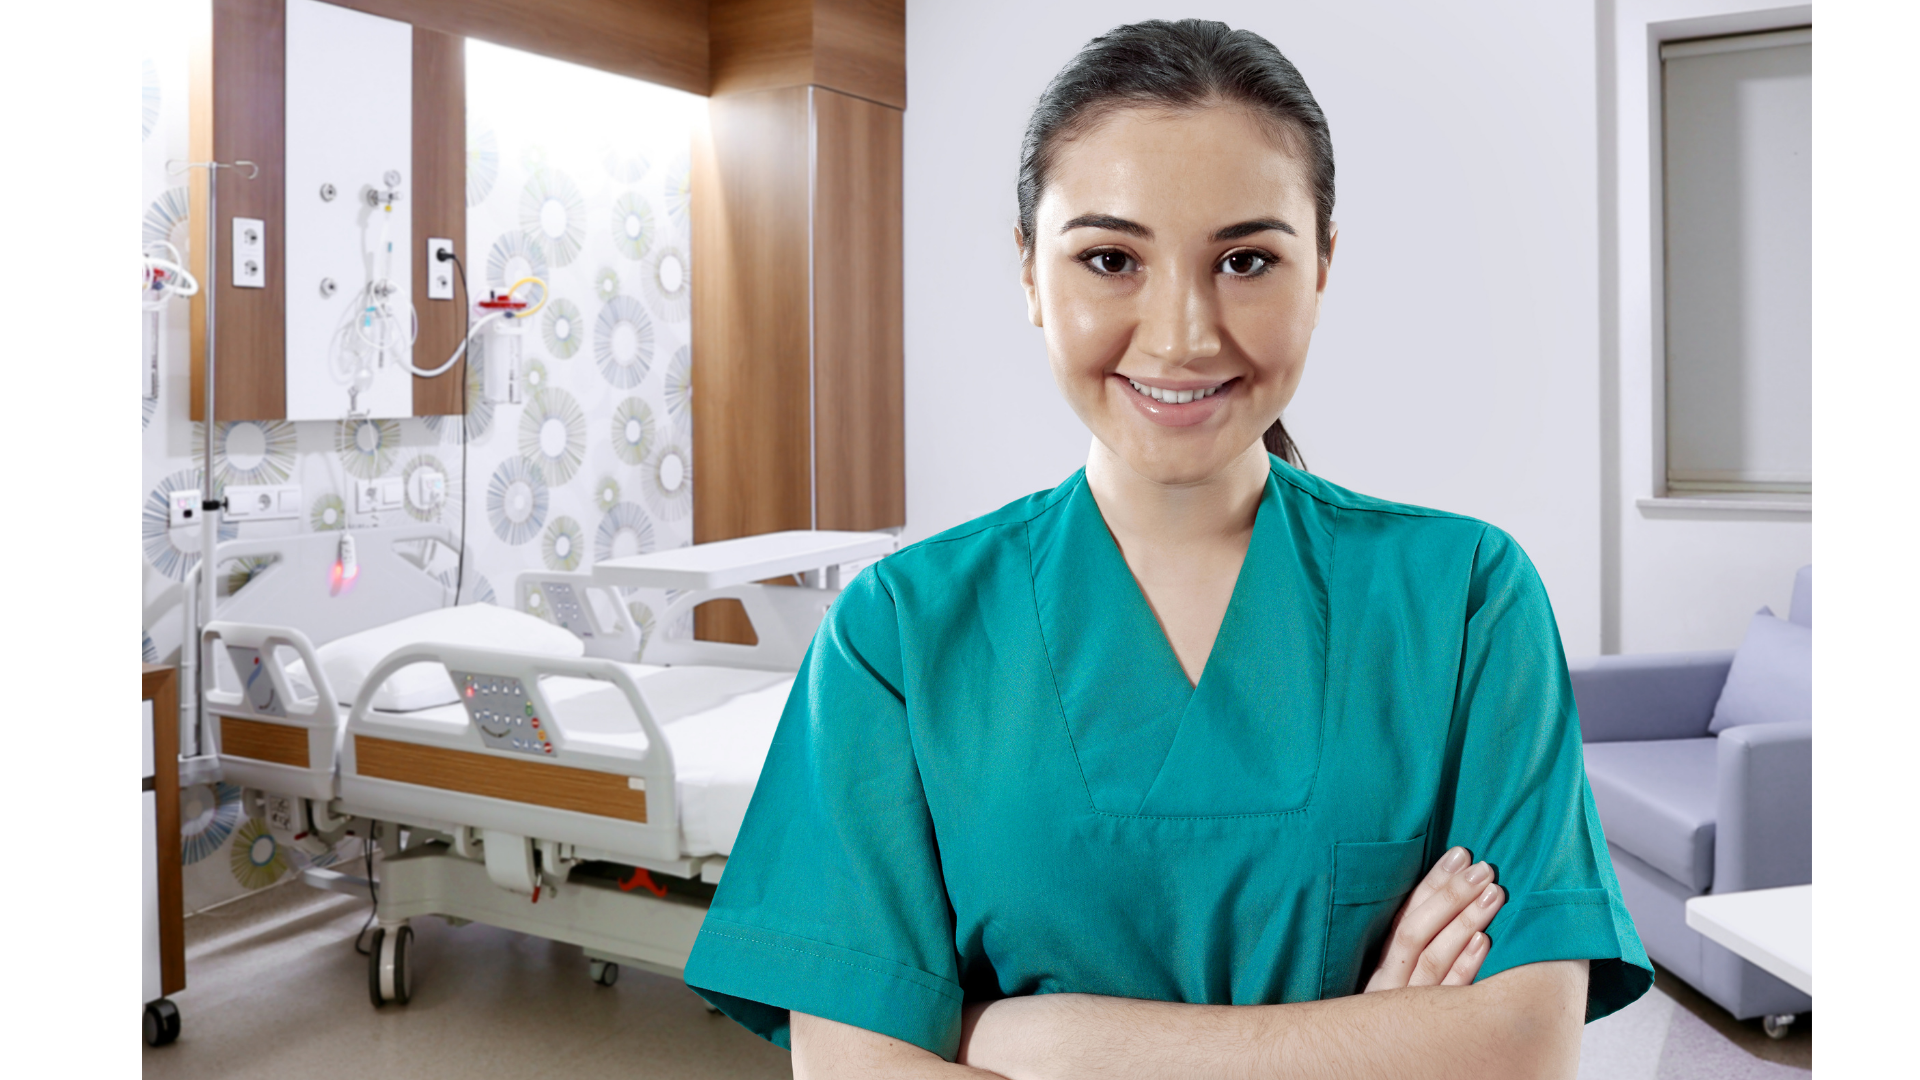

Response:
(166, 157), (255, 763)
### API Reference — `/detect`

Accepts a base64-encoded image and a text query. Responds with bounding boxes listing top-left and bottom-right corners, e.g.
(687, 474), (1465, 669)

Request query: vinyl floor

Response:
(144, 883), (1811, 1079)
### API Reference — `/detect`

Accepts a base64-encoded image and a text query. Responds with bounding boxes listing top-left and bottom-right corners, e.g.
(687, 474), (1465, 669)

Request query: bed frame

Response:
(197, 524), (893, 1005)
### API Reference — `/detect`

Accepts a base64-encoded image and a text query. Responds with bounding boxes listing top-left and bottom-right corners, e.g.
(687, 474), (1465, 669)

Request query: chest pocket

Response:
(1319, 835), (1428, 998)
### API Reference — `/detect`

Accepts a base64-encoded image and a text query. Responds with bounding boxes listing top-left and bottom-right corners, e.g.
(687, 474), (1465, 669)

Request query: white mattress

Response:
(395, 664), (794, 859)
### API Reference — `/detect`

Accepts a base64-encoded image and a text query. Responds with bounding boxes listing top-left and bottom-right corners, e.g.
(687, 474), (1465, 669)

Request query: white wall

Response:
(904, 0), (1607, 653)
(1601, 0), (1814, 653)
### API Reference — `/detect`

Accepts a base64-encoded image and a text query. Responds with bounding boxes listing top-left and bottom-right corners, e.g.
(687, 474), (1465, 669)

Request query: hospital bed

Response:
(196, 524), (893, 1005)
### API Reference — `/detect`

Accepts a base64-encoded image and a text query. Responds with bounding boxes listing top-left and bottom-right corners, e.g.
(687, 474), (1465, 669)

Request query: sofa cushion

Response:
(1709, 607), (1812, 734)
(1583, 738), (1718, 891)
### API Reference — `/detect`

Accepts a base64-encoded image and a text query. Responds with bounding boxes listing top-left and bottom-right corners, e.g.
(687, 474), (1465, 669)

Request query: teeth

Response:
(1127, 378), (1223, 404)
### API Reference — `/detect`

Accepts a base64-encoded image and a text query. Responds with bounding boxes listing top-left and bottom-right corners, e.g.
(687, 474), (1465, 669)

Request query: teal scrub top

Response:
(683, 458), (1653, 1058)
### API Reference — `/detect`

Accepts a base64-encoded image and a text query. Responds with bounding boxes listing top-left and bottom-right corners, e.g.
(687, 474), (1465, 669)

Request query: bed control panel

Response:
(451, 672), (554, 757)
(537, 582), (595, 639)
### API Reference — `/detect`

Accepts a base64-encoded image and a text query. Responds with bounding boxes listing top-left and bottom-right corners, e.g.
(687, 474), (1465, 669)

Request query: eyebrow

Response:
(1211, 218), (1296, 241)
(1061, 214), (1151, 239)
(1058, 215), (1298, 242)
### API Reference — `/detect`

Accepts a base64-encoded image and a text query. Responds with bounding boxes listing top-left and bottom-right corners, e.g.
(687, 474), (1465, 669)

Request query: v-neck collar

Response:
(1027, 465), (1331, 817)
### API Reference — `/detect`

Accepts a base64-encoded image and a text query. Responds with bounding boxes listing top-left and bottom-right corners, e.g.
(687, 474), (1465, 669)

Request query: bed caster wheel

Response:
(368, 924), (414, 1007)
(143, 999), (181, 1047)
(1762, 1013), (1796, 1040)
(589, 959), (619, 987)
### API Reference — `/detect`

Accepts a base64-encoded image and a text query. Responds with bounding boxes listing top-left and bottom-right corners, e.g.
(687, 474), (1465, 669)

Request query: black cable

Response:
(352, 839), (380, 956)
(446, 250), (472, 605)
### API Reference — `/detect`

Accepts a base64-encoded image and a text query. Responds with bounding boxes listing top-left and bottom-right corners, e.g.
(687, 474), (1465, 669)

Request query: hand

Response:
(1363, 846), (1505, 992)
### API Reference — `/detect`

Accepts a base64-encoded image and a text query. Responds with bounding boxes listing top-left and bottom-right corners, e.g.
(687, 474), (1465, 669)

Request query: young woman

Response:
(684, 20), (1651, 1078)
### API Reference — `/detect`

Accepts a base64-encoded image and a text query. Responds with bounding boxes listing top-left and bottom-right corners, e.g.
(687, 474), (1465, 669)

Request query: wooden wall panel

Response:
(711, 0), (905, 108)
(692, 86), (816, 542)
(331, 0), (709, 95)
(813, 0), (906, 108)
(691, 87), (814, 643)
(813, 89), (904, 529)
(411, 27), (466, 416)
(710, 0), (815, 97)
(193, 0), (287, 421)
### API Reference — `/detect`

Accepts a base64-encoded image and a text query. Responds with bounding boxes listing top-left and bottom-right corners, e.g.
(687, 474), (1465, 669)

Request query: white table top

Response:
(592, 530), (896, 591)
(1684, 885), (1811, 995)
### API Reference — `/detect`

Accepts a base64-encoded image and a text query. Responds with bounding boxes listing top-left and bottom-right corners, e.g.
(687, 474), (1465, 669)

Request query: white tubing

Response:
(403, 309), (508, 378)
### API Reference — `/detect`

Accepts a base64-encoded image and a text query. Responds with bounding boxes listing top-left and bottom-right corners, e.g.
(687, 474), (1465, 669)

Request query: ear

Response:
(1313, 223), (1338, 329)
(1017, 226), (1043, 327)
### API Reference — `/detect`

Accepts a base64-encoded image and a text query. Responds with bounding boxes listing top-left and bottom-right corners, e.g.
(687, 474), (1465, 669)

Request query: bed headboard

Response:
(213, 525), (458, 647)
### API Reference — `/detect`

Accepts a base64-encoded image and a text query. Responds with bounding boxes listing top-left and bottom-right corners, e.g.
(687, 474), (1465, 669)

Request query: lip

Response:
(1114, 373), (1235, 428)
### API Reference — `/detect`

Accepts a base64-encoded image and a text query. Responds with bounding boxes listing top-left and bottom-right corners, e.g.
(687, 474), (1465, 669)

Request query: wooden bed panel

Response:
(218, 715), (312, 768)
(354, 735), (649, 823)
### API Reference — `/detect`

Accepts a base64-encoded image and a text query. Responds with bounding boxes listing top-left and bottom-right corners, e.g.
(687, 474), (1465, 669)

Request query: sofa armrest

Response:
(1568, 650), (1734, 743)
(1714, 721), (1812, 893)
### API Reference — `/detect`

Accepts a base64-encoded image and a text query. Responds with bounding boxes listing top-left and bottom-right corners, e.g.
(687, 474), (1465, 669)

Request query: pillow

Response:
(284, 604), (586, 712)
(1708, 606), (1812, 734)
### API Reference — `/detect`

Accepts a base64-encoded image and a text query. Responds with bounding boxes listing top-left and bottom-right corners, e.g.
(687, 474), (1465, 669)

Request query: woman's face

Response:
(1022, 104), (1332, 486)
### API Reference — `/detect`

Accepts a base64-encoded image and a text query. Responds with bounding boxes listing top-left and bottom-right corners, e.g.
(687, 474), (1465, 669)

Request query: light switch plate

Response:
(427, 238), (455, 299)
(354, 476), (405, 513)
(232, 217), (266, 289)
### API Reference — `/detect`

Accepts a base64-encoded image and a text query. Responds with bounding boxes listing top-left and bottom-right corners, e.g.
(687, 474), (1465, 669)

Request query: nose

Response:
(1135, 263), (1221, 366)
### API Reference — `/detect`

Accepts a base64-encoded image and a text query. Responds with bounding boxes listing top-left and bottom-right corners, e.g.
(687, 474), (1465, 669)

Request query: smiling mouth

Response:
(1125, 377), (1231, 404)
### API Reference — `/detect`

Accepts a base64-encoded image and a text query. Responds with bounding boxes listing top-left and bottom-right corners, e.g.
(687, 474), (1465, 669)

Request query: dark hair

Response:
(1017, 19), (1330, 470)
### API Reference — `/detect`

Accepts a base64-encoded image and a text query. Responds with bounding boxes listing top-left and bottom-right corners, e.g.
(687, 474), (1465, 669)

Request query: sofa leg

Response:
(1762, 1013), (1797, 1040)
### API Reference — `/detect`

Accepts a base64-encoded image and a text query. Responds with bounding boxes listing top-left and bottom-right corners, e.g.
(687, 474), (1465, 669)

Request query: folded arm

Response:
(793, 960), (1585, 1080)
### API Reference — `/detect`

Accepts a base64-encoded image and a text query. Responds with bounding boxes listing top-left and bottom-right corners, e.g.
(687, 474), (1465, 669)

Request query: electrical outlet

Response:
(167, 490), (201, 528)
(427, 238), (455, 299)
(232, 217), (266, 289)
(354, 477), (404, 514)
(224, 484), (302, 522)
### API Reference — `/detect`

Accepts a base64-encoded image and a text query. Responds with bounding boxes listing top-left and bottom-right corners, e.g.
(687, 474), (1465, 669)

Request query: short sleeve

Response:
(1442, 528), (1654, 1022)
(681, 567), (965, 1057)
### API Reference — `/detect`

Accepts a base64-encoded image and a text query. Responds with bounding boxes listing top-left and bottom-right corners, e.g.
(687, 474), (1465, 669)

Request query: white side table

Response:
(1684, 884), (1811, 1037)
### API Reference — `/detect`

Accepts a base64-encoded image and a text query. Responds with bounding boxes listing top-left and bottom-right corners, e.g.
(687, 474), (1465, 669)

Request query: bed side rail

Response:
(511, 570), (642, 661)
(645, 583), (838, 671)
(340, 644), (680, 865)
(200, 620), (344, 801)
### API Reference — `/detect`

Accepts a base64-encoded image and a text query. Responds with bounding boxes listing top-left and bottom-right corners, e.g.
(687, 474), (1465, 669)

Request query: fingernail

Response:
(1478, 884), (1501, 907)
(1440, 848), (1470, 873)
(1465, 862), (1492, 885)
(1471, 931), (1489, 952)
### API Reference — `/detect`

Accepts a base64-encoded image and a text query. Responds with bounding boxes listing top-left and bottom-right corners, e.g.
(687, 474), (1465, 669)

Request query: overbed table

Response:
(1684, 884), (1812, 995)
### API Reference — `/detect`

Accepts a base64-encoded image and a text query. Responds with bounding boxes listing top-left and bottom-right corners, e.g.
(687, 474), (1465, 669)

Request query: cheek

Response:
(1040, 277), (1131, 380)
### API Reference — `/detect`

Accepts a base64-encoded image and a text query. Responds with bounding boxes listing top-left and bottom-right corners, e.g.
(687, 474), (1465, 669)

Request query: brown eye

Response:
(1095, 252), (1132, 274)
(1221, 251), (1269, 277)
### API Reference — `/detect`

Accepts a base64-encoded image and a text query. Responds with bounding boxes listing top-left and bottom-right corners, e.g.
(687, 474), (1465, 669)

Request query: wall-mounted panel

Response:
(284, 0), (415, 420)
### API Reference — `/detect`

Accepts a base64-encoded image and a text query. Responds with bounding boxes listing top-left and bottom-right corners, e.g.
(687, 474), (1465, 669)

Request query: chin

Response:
(1113, 432), (1251, 487)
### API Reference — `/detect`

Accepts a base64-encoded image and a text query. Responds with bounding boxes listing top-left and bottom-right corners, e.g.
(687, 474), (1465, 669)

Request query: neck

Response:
(1084, 439), (1270, 552)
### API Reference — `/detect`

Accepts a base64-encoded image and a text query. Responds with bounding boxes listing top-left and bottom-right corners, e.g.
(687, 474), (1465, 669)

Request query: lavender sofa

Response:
(1571, 567), (1812, 1028)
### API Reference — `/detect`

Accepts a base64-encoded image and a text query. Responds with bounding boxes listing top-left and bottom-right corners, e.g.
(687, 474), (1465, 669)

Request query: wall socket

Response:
(427, 238), (455, 300)
(224, 484), (303, 522)
(232, 217), (266, 289)
(167, 490), (201, 528)
(355, 476), (404, 514)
